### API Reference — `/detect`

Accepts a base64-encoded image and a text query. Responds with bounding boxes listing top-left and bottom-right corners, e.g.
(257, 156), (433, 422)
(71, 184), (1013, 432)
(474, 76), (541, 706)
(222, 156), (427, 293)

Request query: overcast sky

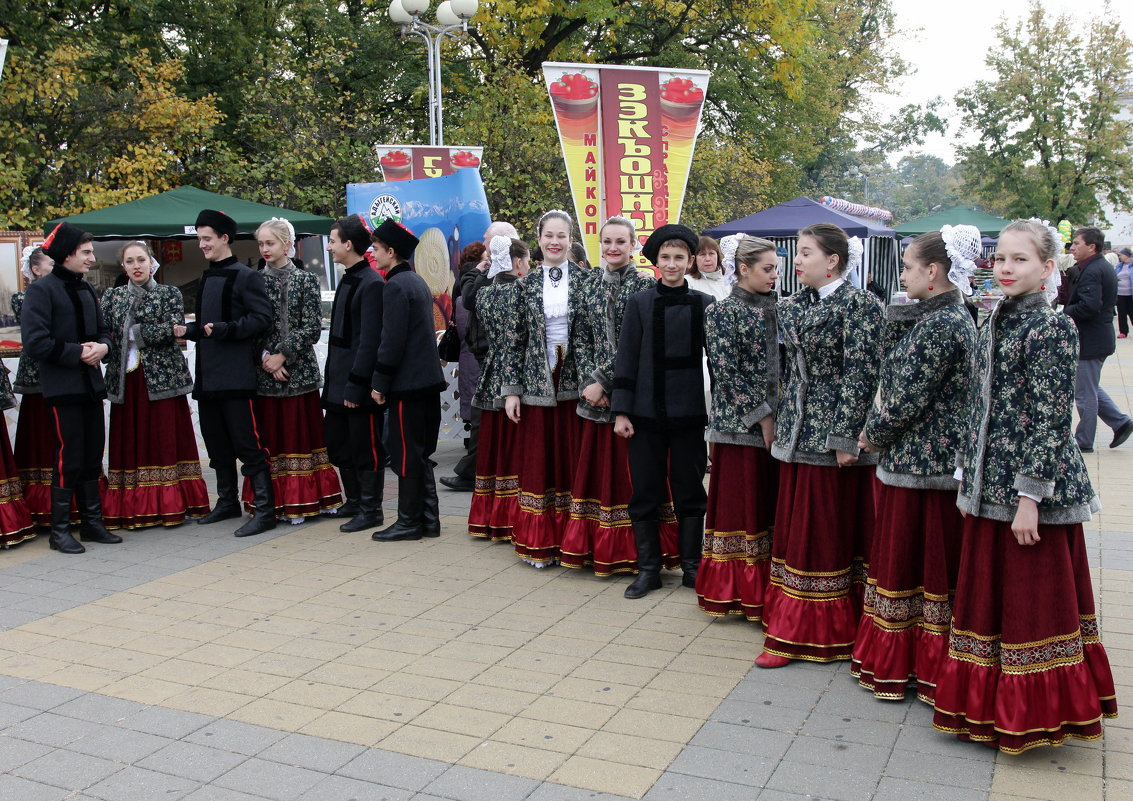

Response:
(875, 0), (1133, 164)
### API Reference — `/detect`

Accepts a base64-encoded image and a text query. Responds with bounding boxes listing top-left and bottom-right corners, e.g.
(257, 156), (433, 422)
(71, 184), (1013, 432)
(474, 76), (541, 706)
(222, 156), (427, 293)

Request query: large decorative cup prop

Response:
(375, 145), (484, 182)
(543, 62), (710, 271)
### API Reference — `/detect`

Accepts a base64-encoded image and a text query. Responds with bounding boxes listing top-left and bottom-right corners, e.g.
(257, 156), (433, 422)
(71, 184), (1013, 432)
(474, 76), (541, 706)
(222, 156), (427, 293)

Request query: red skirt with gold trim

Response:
(0, 423), (35, 547)
(104, 368), (210, 529)
(14, 392), (77, 526)
(469, 409), (518, 542)
(242, 392), (343, 519)
(762, 461), (874, 662)
(932, 516), (1117, 752)
(561, 418), (680, 576)
(696, 443), (778, 621)
(510, 401), (583, 567)
(851, 481), (962, 702)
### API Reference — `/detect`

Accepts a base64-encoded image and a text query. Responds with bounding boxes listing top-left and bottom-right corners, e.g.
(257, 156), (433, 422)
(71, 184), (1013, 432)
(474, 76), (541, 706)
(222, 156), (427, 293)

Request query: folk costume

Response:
(696, 281), (780, 621)
(247, 249), (342, 521)
(322, 215), (387, 533)
(612, 225), (713, 597)
(183, 209), (275, 537)
(933, 289), (1117, 752)
(765, 245), (883, 662)
(100, 272), (210, 529)
(21, 223), (119, 554)
(851, 281), (977, 701)
(499, 257), (592, 566)
(370, 220), (446, 542)
(0, 364), (35, 548)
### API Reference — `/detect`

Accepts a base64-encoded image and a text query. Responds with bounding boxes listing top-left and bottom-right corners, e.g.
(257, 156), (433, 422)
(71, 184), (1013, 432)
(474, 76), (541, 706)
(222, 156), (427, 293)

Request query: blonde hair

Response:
(1000, 219), (1059, 262)
(735, 236), (776, 266)
(256, 218), (294, 246)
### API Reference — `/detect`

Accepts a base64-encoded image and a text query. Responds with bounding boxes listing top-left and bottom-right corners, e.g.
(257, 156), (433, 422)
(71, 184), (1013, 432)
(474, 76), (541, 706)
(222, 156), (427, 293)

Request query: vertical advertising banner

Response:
(375, 145), (484, 182)
(543, 62), (709, 269)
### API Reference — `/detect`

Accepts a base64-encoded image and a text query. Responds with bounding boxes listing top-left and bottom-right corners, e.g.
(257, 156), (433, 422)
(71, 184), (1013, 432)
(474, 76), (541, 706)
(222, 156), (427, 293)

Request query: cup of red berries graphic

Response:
(451, 151), (481, 170)
(549, 72), (600, 120)
(380, 150), (413, 181)
(659, 76), (704, 142)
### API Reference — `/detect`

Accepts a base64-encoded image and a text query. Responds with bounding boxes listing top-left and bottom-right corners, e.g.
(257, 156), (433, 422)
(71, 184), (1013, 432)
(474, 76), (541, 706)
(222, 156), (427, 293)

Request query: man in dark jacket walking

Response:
(1065, 226), (1133, 451)
(369, 219), (447, 541)
(22, 222), (120, 554)
(180, 209), (276, 537)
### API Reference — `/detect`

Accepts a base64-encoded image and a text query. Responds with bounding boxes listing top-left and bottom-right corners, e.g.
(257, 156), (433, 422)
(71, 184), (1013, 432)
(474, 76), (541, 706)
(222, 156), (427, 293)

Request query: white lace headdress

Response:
(1027, 218), (1063, 304)
(940, 224), (982, 296)
(845, 236), (864, 288)
(487, 235), (514, 279)
(718, 234), (743, 284)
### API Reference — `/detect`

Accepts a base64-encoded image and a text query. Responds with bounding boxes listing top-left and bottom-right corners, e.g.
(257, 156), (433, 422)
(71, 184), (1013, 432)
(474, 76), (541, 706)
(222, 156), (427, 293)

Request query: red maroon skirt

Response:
(242, 392), (343, 520)
(0, 423), (35, 547)
(510, 401), (583, 566)
(762, 461), (874, 662)
(104, 368), (210, 529)
(561, 419), (680, 576)
(851, 481), (962, 702)
(469, 409), (519, 542)
(696, 443), (779, 621)
(932, 516), (1117, 753)
(13, 393), (77, 526)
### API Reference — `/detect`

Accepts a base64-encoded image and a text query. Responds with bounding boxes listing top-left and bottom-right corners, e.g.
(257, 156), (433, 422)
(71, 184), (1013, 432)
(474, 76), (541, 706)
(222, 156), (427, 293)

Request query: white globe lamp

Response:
(450, 0), (478, 19)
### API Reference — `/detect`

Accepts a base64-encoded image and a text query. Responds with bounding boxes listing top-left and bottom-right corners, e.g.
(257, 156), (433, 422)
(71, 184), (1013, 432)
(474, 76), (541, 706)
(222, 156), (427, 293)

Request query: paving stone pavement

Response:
(1, 355), (1132, 801)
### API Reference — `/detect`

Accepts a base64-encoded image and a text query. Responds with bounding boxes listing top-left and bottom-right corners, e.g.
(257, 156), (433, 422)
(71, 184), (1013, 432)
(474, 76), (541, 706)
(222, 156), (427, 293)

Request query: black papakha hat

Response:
(195, 209), (237, 242)
(641, 223), (699, 266)
(43, 222), (88, 264)
(372, 218), (419, 261)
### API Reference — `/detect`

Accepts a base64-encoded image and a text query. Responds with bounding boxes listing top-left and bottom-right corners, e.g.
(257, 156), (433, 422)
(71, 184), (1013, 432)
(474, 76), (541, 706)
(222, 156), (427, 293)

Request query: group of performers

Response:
(466, 211), (1117, 753)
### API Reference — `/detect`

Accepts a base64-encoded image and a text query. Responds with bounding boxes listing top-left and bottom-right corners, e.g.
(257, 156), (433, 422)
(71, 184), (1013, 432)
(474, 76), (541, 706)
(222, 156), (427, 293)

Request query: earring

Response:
(1041, 283), (1046, 290)
(826, 272), (831, 278)
(928, 285), (933, 290)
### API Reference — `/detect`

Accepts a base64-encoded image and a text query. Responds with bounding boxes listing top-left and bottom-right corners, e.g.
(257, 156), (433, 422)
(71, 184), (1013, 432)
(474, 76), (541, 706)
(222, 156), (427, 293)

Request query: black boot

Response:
(678, 517), (704, 588)
(624, 521), (662, 599)
(199, 464), (242, 525)
(421, 461), (440, 538)
(340, 470), (384, 532)
(49, 487), (84, 554)
(234, 469), (277, 538)
(76, 480), (122, 544)
(323, 468), (360, 519)
(372, 475), (424, 542)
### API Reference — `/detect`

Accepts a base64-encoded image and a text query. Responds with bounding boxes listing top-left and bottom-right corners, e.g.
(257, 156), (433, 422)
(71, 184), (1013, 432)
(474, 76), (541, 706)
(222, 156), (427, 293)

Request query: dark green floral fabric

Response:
(101, 282), (193, 404)
(863, 290), (977, 489)
(957, 292), (1099, 523)
(705, 287), (778, 447)
(772, 281), (883, 466)
(257, 264), (323, 397)
(473, 275), (522, 411)
(0, 363), (15, 411)
(11, 292), (40, 393)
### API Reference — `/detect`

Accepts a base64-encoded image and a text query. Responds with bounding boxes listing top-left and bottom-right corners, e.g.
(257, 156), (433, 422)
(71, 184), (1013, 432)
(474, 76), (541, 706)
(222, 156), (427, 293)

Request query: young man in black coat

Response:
(180, 209), (276, 537)
(612, 224), (713, 599)
(369, 219), (447, 542)
(22, 222), (120, 554)
(322, 214), (387, 533)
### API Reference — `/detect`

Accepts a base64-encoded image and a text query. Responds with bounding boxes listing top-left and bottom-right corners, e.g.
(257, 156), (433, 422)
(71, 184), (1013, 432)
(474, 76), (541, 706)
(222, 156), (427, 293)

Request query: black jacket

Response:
(323, 259), (385, 410)
(611, 281), (714, 429)
(1064, 253), (1116, 360)
(21, 264), (112, 405)
(373, 262), (446, 400)
(460, 266), (491, 360)
(183, 256), (273, 399)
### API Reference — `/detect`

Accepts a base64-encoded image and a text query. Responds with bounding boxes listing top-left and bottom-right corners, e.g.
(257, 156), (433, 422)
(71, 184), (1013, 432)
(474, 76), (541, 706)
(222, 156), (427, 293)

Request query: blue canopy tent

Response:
(704, 196), (901, 298)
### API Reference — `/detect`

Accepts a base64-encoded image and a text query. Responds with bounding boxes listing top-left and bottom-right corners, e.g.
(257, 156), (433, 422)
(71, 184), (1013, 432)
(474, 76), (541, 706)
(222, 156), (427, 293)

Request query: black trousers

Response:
(453, 406), (481, 479)
(385, 395), (441, 479)
(198, 397), (270, 476)
(50, 402), (105, 489)
(1118, 295), (1133, 335)
(626, 423), (708, 522)
(325, 407), (386, 473)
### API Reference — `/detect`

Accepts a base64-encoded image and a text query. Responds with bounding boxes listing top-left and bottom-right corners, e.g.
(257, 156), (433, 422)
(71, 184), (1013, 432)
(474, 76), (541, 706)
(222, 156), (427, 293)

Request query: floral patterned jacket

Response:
(862, 290), (977, 489)
(11, 292), (40, 393)
(772, 281), (883, 466)
(0, 363), (15, 411)
(256, 263), (323, 397)
(471, 274), (521, 411)
(576, 265), (657, 423)
(705, 287), (779, 447)
(499, 262), (594, 406)
(101, 280), (193, 405)
(957, 292), (1100, 524)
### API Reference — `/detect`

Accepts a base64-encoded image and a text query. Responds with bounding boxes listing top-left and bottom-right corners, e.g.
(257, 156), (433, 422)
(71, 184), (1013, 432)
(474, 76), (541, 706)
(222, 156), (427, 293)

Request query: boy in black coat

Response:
(612, 224), (713, 599)
(22, 222), (120, 554)
(369, 219), (447, 542)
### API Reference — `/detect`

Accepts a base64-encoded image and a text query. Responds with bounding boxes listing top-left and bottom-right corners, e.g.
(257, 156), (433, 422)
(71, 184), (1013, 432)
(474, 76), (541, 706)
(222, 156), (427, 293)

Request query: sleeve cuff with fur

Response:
(825, 434), (860, 456)
(1014, 473), (1055, 499)
(741, 402), (772, 430)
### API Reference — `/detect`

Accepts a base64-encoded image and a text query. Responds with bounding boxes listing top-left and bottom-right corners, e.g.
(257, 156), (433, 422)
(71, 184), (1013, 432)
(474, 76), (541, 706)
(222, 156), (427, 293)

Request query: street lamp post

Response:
(388, 0), (479, 146)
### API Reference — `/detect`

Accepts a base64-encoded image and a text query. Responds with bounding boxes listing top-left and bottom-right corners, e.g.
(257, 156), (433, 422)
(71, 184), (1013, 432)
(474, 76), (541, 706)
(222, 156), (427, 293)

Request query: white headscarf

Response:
(845, 236), (864, 288)
(718, 234), (743, 284)
(487, 235), (514, 279)
(940, 224), (982, 296)
(19, 245), (42, 281)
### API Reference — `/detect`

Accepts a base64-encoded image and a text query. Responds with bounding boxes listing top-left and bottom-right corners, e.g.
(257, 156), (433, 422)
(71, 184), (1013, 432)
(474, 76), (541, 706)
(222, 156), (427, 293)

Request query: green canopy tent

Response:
(43, 185), (333, 238)
(893, 206), (1011, 238)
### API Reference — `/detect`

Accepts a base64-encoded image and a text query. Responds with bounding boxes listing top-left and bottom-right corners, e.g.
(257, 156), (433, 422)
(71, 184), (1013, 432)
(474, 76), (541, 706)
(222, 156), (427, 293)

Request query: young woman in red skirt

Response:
(244, 218), (342, 523)
(851, 226), (980, 701)
(759, 223), (883, 668)
(696, 235), (780, 620)
(933, 220), (1116, 752)
(100, 241), (210, 529)
(466, 236), (528, 542)
(500, 210), (592, 566)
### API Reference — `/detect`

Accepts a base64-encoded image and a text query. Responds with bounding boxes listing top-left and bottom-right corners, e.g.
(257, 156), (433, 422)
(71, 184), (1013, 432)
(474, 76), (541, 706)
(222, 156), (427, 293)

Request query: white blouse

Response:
(543, 263), (570, 369)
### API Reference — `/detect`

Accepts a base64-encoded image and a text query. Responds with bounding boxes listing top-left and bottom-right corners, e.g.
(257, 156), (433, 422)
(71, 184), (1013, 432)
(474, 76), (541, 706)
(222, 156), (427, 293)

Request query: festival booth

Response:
(894, 207), (1010, 258)
(704, 196), (901, 299)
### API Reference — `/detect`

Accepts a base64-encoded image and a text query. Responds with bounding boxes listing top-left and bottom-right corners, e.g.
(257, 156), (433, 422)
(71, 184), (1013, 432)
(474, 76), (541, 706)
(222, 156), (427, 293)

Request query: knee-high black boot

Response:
(340, 470), (384, 532)
(678, 517), (703, 588)
(421, 461), (440, 538)
(234, 469), (277, 538)
(76, 480), (121, 544)
(624, 521), (663, 599)
(199, 464), (242, 525)
(372, 475), (424, 541)
(49, 487), (84, 554)
(323, 468), (360, 519)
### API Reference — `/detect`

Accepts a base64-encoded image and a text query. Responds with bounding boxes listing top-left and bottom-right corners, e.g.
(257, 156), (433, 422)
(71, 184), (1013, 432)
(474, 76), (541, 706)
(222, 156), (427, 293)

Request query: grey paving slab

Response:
(182, 787), (276, 801)
(4, 711), (107, 747)
(643, 772), (762, 801)
(338, 749), (451, 792)
(891, 714), (996, 761)
(258, 732), (367, 773)
(68, 725), (174, 763)
(765, 760), (880, 801)
(423, 765), (540, 801)
(0, 698), (39, 726)
(524, 784), (637, 801)
(53, 692), (147, 724)
(812, 685), (911, 724)
(298, 774), (413, 801)
(12, 595), (82, 615)
(185, 719), (289, 755)
(665, 744), (777, 787)
(872, 776), (988, 801)
(710, 697), (809, 733)
(758, 791), (829, 801)
(213, 758), (326, 801)
(796, 712), (902, 749)
(138, 740), (250, 783)
(688, 721), (794, 760)
(883, 748), (994, 791)
(0, 735), (53, 770)
(1, 679), (86, 710)
(0, 773), (72, 801)
(119, 706), (214, 739)
(85, 766), (200, 801)
(12, 748), (125, 791)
